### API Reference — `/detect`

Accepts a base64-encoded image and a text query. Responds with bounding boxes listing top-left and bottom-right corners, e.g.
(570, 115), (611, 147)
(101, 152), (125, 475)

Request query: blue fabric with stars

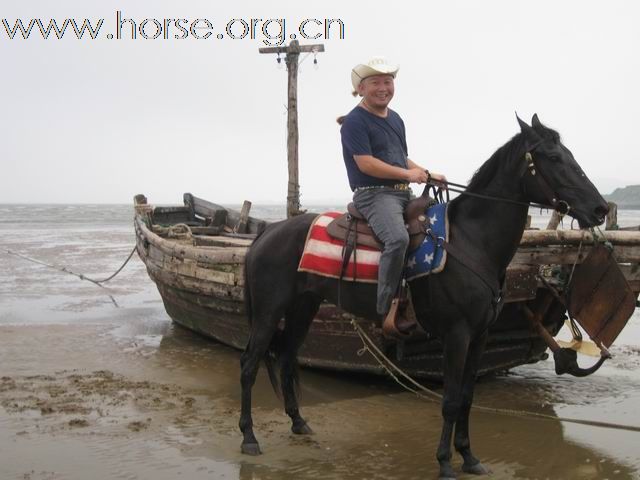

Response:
(404, 202), (448, 281)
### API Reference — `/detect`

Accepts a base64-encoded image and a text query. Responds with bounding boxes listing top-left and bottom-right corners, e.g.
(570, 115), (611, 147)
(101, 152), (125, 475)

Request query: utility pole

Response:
(259, 40), (325, 218)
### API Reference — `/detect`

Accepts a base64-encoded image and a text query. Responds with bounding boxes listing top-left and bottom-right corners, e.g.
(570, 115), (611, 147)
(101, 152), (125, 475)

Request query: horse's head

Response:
(517, 114), (609, 228)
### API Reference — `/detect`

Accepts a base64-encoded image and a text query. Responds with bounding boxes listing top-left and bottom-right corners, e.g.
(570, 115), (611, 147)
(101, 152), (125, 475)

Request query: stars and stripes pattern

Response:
(297, 203), (449, 284)
(404, 202), (448, 281)
(297, 212), (380, 283)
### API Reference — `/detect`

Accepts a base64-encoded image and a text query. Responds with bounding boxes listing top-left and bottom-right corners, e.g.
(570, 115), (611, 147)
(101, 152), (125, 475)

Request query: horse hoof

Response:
(438, 465), (457, 480)
(292, 422), (313, 435)
(241, 442), (262, 456)
(462, 461), (491, 475)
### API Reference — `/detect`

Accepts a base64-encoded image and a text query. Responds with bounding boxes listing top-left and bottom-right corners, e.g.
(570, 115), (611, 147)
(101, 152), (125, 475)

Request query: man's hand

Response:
(405, 168), (429, 184)
(429, 172), (448, 189)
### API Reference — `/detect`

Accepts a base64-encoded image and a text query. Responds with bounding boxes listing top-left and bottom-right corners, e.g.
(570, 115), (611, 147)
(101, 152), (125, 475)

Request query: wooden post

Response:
(234, 200), (252, 234)
(546, 210), (562, 230)
(606, 202), (618, 230)
(259, 40), (325, 218)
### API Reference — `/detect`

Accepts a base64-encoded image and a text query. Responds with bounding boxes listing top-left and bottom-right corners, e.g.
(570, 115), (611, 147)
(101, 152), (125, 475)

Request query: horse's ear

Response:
(516, 112), (529, 132)
(516, 112), (541, 151)
(531, 113), (543, 131)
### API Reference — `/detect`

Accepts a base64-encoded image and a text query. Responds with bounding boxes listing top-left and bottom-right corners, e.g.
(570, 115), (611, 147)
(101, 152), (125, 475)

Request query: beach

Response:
(1, 204), (639, 480)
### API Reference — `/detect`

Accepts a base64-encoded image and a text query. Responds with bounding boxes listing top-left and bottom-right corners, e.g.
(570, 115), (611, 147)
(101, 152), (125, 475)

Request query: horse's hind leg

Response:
(239, 316), (279, 455)
(281, 292), (321, 435)
(455, 331), (491, 475)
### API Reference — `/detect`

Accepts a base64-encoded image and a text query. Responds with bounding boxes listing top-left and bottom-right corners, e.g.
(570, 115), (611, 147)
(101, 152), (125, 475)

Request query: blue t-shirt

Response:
(340, 105), (409, 191)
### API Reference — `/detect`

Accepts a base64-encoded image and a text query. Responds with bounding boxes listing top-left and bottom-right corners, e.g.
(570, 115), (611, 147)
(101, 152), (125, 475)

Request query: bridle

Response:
(522, 150), (571, 215)
(425, 142), (571, 217)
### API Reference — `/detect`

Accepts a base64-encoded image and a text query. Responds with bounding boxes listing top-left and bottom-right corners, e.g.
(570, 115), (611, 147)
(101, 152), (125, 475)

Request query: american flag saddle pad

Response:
(297, 203), (449, 283)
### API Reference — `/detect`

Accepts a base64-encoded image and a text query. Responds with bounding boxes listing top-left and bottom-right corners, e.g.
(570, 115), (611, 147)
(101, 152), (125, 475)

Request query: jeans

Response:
(353, 188), (411, 315)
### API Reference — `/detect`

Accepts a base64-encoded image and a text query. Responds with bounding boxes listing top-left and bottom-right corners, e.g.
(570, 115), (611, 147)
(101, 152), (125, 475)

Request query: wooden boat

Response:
(134, 193), (640, 380)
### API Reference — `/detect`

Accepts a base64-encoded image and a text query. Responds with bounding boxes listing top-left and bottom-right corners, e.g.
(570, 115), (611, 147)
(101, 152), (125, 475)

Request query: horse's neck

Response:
(452, 180), (529, 274)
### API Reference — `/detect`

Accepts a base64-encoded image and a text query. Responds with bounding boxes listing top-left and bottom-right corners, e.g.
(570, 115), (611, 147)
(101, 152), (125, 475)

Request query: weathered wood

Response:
(259, 40), (324, 218)
(504, 264), (539, 302)
(619, 264), (640, 291)
(259, 44), (325, 54)
(182, 193), (267, 234)
(235, 201), (252, 234)
(513, 245), (640, 265)
(134, 194), (147, 206)
(286, 40), (301, 218)
(193, 236), (254, 248)
(144, 259), (244, 302)
(520, 229), (640, 246)
(135, 217), (247, 265)
(606, 201), (618, 230)
(546, 211), (561, 230)
(133, 195), (152, 224)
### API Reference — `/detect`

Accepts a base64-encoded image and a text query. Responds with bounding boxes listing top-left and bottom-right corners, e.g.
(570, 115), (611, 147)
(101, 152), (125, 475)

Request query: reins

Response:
(435, 179), (551, 210)
(426, 142), (572, 217)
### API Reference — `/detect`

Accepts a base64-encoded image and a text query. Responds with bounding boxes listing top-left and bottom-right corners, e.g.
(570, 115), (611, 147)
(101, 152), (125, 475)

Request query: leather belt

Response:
(354, 183), (410, 192)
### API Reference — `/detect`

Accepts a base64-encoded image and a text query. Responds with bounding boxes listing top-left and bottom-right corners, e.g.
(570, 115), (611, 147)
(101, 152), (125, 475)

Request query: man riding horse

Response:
(340, 56), (447, 335)
(240, 56), (609, 477)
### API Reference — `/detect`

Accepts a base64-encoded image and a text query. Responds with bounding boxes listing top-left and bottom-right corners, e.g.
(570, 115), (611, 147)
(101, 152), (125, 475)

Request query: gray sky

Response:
(1, 0), (639, 204)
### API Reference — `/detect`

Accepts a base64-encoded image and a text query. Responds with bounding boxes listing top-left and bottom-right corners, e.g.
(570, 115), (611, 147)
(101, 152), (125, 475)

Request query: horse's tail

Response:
(243, 255), (253, 328)
(264, 331), (284, 398)
(243, 225), (268, 327)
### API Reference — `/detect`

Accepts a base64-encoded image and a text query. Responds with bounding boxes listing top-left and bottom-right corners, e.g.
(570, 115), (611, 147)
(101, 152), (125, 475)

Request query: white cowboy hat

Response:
(351, 56), (399, 94)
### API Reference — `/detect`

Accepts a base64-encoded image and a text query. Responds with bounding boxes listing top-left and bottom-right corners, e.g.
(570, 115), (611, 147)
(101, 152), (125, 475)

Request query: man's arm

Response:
(354, 155), (428, 183)
(407, 158), (426, 171)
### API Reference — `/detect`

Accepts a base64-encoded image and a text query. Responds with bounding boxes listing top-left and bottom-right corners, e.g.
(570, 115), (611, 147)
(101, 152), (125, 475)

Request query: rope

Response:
(4, 245), (137, 288)
(350, 319), (640, 433)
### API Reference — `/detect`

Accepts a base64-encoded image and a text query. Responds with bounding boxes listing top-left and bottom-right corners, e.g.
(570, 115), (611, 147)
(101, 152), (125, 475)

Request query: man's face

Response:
(358, 74), (395, 109)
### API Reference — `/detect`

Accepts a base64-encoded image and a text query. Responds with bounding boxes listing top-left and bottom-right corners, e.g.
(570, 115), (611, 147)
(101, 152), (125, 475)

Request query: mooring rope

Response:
(351, 319), (640, 433)
(4, 245), (137, 289)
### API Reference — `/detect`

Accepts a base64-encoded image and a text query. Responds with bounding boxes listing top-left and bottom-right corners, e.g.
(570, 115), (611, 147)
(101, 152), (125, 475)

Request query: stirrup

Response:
(382, 298), (416, 339)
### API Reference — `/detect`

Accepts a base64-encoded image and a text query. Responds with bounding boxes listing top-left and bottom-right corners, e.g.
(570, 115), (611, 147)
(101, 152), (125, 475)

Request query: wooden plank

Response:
(136, 217), (247, 265)
(619, 264), (640, 292)
(520, 229), (640, 246)
(504, 264), (539, 302)
(193, 236), (253, 248)
(259, 44), (325, 54)
(183, 193), (267, 234)
(145, 259), (244, 301)
(512, 245), (640, 265)
(190, 226), (223, 235)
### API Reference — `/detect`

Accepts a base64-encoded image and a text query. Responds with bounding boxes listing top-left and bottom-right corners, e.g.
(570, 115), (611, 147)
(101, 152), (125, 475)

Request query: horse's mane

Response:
(465, 134), (522, 193)
(465, 123), (561, 193)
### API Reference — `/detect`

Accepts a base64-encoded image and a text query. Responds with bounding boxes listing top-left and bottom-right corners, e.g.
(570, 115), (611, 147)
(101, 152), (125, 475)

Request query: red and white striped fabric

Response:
(297, 212), (380, 283)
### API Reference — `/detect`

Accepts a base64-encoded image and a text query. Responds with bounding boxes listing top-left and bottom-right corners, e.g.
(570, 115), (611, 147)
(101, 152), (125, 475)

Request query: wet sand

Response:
(1, 205), (640, 479)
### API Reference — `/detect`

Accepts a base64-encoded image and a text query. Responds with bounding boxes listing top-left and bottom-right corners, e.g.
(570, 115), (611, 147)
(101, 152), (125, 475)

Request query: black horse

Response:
(240, 115), (608, 479)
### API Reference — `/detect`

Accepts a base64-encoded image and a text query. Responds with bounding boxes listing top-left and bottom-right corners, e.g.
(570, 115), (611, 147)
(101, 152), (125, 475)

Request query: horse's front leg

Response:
(437, 328), (471, 480)
(454, 331), (491, 475)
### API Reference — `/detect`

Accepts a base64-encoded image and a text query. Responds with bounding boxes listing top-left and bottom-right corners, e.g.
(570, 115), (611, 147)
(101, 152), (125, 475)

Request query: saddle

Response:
(325, 195), (435, 253)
